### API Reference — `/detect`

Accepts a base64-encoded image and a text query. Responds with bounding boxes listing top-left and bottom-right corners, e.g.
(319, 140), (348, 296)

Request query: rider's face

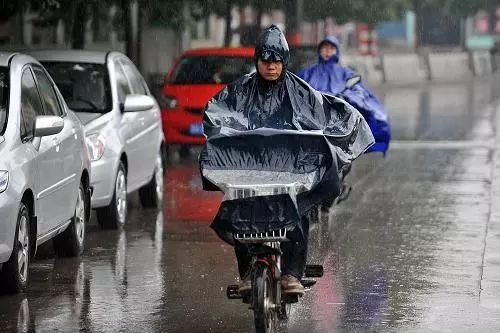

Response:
(320, 43), (337, 61)
(257, 59), (283, 81)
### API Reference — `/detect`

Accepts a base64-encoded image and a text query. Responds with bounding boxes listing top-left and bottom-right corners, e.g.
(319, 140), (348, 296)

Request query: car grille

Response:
(180, 129), (204, 137)
(185, 107), (204, 115)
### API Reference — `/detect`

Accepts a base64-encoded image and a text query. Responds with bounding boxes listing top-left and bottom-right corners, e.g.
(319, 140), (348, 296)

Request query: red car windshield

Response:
(171, 55), (255, 85)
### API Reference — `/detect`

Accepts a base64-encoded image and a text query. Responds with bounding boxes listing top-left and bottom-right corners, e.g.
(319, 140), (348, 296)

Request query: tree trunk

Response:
(224, 1), (232, 47)
(489, 8), (496, 34)
(285, 0), (303, 46)
(137, 5), (144, 71)
(413, 0), (421, 50)
(71, 0), (87, 49)
(91, 1), (100, 42)
(256, 0), (263, 32)
(120, 0), (139, 64)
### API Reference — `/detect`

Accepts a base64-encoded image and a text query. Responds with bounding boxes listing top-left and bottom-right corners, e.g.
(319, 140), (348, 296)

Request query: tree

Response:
(410, 0), (498, 48)
(0, 1), (22, 23)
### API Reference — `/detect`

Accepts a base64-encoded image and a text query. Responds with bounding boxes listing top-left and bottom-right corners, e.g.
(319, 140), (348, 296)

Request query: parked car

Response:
(159, 47), (255, 152)
(0, 53), (91, 293)
(30, 50), (165, 229)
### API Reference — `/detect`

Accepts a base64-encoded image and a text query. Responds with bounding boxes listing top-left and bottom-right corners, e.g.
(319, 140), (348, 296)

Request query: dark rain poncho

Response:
(199, 26), (374, 244)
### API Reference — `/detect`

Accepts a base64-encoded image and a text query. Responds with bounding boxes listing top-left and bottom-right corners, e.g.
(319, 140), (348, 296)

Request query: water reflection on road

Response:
(1, 78), (500, 332)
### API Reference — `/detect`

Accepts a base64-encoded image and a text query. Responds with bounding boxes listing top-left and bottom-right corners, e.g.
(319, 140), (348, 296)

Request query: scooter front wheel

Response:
(252, 264), (276, 333)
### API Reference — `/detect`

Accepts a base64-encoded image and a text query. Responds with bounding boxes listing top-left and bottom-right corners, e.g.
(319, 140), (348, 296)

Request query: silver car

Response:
(30, 51), (165, 228)
(0, 53), (91, 293)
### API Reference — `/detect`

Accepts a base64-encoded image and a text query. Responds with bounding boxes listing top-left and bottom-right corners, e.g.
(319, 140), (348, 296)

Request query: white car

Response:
(30, 51), (165, 228)
(0, 53), (91, 293)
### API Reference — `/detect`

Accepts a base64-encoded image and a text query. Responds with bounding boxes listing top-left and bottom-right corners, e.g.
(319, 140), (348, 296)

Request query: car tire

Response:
(139, 150), (164, 208)
(2, 203), (30, 294)
(53, 182), (87, 257)
(179, 145), (190, 157)
(97, 162), (127, 229)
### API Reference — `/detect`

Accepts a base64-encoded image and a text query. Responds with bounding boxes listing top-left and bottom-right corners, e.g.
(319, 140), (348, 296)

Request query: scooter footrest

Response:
(305, 264), (324, 277)
(301, 279), (317, 288)
(227, 285), (242, 299)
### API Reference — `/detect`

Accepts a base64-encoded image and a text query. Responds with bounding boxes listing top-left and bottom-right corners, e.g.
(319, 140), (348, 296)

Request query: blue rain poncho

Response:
(298, 36), (391, 154)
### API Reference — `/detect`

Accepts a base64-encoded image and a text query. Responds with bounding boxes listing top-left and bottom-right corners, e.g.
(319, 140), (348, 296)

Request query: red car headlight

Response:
(158, 94), (177, 110)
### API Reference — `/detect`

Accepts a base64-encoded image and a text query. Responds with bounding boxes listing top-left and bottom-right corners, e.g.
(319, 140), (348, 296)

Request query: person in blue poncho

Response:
(298, 36), (391, 155)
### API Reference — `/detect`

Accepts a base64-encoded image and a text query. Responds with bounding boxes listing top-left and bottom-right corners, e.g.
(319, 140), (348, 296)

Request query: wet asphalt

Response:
(2, 77), (500, 332)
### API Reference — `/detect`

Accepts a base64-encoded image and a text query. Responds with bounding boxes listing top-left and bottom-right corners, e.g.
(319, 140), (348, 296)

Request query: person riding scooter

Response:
(298, 36), (391, 155)
(201, 26), (375, 297)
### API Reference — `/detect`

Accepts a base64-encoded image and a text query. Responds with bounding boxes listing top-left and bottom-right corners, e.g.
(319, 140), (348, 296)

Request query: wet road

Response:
(2, 77), (500, 332)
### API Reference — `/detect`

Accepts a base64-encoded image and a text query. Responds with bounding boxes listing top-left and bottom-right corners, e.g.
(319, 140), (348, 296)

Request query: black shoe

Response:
(238, 273), (251, 294)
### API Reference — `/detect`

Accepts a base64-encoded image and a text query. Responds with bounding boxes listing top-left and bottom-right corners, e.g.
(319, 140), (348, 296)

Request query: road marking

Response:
(390, 139), (493, 150)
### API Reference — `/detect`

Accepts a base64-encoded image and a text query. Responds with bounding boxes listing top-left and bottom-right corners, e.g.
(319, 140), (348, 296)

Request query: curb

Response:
(480, 100), (500, 308)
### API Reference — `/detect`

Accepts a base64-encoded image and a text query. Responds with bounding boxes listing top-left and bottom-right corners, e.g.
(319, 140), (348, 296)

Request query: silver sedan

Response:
(31, 50), (165, 229)
(0, 53), (91, 293)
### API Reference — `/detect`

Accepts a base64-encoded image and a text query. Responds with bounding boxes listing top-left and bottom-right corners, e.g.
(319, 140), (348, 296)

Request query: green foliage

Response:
(417, 0), (498, 18)
(301, 0), (411, 25)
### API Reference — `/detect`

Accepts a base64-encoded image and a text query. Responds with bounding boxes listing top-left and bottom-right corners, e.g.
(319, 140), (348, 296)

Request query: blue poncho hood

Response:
(318, 36), (341, 64)
(298, 36), (353, 94)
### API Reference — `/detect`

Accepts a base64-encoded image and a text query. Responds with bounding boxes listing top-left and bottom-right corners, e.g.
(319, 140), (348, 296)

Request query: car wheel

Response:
(2, 203), (30, 293)
(139, 150), (164, 208)
(179, 145), (191, 157)
(97, 162), (127, 229)
(53, 182), (87, 257)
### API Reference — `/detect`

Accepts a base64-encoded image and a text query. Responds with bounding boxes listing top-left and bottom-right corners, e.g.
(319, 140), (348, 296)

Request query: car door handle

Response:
(72, 127), (78, 139)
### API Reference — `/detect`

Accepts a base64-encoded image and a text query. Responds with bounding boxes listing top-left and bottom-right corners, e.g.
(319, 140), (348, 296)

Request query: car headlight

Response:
(158, 94), (177, 110)
(85, 134), (106, 161)
(0, 171), (8, 193)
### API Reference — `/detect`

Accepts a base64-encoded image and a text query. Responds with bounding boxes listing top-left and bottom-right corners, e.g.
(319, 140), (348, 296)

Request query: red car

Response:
(159, 48), (255, 149)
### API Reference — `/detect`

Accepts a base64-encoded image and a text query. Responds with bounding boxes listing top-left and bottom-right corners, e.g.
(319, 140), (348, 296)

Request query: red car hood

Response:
(164, 84), (226, 108)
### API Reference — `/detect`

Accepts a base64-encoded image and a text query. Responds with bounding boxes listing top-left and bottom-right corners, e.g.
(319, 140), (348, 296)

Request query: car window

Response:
(114, 60), (131, 104)
(20, 68), (44, 141)
(42, 62), (112, 113)
(33, 67), (63, 117)
(0, 67), (8, 136)
(171, 56), (255, 84)
(120, 59), (147, 95)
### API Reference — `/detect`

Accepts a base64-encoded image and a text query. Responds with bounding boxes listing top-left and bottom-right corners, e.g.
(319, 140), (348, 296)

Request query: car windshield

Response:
(42, 62), (112, 113)
(171, 55), (255, 84)
(0, 67), (8, 135)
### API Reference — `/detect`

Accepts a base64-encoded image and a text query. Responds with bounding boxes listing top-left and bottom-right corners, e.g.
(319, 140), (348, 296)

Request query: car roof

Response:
(28, 49), (110, 64)
(181, 47), (255, 57)
(0, 52), (17, 67)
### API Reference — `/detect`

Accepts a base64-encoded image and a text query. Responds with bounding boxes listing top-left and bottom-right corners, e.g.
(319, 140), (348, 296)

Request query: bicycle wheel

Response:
(252, 264), (276, 333)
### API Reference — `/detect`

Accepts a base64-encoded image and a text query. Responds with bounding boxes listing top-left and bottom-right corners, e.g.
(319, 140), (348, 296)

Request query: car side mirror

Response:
(122, 94), (155, 112)
(34, 116), (64, 137)
(346, 75), (362, 89)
